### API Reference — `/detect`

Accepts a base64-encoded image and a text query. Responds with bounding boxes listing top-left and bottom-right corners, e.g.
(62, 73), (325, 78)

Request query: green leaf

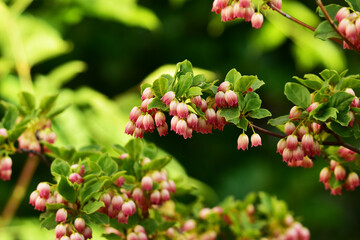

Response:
(18, 91), (36, 111)
(328, 92), (354, 112)
(244, 92), (262, 112)
(317, 4), (343, 19)
(293, 74), (324, 90)
(235, 75), (257, 93)
(312, 107), (338, 121)
(141, 83), (152, 94)
(112, 144), (127, 155)
(284, 82), (311, 108)
(249, 108), (272, 119)
(85, 212), (109, 225)
(152, 77), (169, 97)
(97, 154), (118, 176)
(39, 94), (58, 115)
(143, 157), (171, 172)
(51, 159), (70, 177)
(345, 0), (360, 11)
(175, 60), (193, 78)
(224, 68), (241, 86)
(251, 79), (265, 91)
(175, 72), (193, 97)
(320, 69), (340, 86)
(40, 212), (57, 230)
(123, 175), (136, 184)
(186, 87), (202, 97)
(192, 74), (207, 86)
(329, 122), (352, 137)
(147, 97), (168, 111)
(351, 107), (360, 114)
(335, 112), (351, 126)
(46, 104), (71, 118)
(268, 115), (289, 126)
(83, 201), (105, 214)
(2, 105), (19, 130)
(314, 21), (340, 41)
(143, 143), (158, 159)
(237, 118), (248, 131)
(219, 107), (240, 121)
(141, 218), (159, 235)
(125, 139), (143, 161)
(339, 76), (360, 90)
(58, 176), (76, 203)
(79, 179), (107, 203)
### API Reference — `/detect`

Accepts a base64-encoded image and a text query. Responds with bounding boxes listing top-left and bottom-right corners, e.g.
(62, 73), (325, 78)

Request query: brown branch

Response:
(266, 1), (316, 31)
(252, 123), (360, 154)
(316, 0), (360, 54)
(252, 124), (286, 139)
(0, 156), (39, 227)
(16, 148), (50, 167)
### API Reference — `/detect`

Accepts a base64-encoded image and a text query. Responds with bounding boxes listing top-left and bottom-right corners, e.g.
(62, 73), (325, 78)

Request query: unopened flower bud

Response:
(125, 121), (136, 136)
(150, 190), (161, 205)
(83, 226), (92, 240)
(161, 91), (176, 106)
(55, 224), (67, 238)
(70, 232), (85, 240)
(141, 87), (154, 101)
(250, 133), (261, 147)
(319, 167), (331, 183)
(237, 133), (249, 151)
(284, 122), (296, 135)
(157, 123), (169, 136)
(169, 100), (179, 116)
(177, 102), (189, 119)
(114, 176), (125, 187)
(218, 81), (231, 92)
(334, 165), (346, 181)
(37, 182), (50, 199)
(69, 173), (84, 184)
(289, 106), (302, 120)
(307, 102), (319, 113)
(0, 128), (7, 139)
(129, 107), (142, 122)
(160, 189), (170, 202)
(224, 90), (238, 107)
(276, 139), (286, 154)
(251, 12), (263, 29)
(112, 195), (124, 210)
(56, 208), (68, 223)
(141, 176), (153, 191)
(183, 219), (196, 232)
(286, 135), (298, 150)
(335, 7), (350, 22)
(154, 111), (166, 127)
(100, 193), (112, 208)
(74, 217), (86, 233)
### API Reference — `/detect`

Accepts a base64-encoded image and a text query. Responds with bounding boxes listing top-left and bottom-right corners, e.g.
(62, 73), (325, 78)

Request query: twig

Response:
(316, 0), (360, 53)
(252, 124), (286, 139)
(16, 148), (50, 167)
(0, 156), (39, 227)
(266, 1), (316, 31)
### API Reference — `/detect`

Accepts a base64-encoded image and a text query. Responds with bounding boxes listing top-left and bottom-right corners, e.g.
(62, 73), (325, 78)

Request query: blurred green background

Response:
(0, 0), (360, 239)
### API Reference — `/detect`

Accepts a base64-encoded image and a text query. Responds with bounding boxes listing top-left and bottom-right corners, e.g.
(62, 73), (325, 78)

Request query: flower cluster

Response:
(125, 87), (228, 139)
(319, 148), (360, 195)
(0, 156), (12, 181)
(335, 7), (360, 50)
(276, 111), (321, 168)
(55, 214), (92, 240)
(18, 118), (56, 154)
(211, 0), (282, 28)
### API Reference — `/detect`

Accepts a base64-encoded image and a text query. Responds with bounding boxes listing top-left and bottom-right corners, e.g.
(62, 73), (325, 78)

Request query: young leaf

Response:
(235, 75), (257, 93)
(335, 112), (351, 126)
(112, 144), (127, 155)
(320, 69), (340, 86)
(141, 83), (152, 94)
(51, 159), (70, 177)
(142, 157), (171, 172)
(317, 4), (342, 18)
(58, 176), (76, 203)
(85, 212), (109, 225)
(97, 153), (118, 176)
(18, 91), (36, 111)
(186, 87), (202, 97)
(284, 82), (311, 108)
(339, 76), (360, 90)
(2, 105), (19, 130)
(237, 118), (248, 131)
(147, 97), (168, 111)
(219, 107), (240, 121)
(46, 104), (71, 118)
(175, 72), (193, 97)
(82, 201), (105, 214)
(244, 92), (262, 112)
(314, 21), (339, 41)
(192, 74), (207, 86)
(293, 74), (324, 90)
(249, 108), (272, 119)
(39, 94), (58, 115)
(330, 122), (352, 137)
(224, 69), (241, 86)
(40, 212), (57, 230)
(175, 60), (193, 78)
(345, 0), (360, 11)
(152, 77), (169, 97)
(312, 107), (338, 122)
(328, 92), (354, 112)
(79, 179), (107, 203)
(268, 115), (289, 126)
(125, 139), (143, 161)
(251, 79), (265, 91)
